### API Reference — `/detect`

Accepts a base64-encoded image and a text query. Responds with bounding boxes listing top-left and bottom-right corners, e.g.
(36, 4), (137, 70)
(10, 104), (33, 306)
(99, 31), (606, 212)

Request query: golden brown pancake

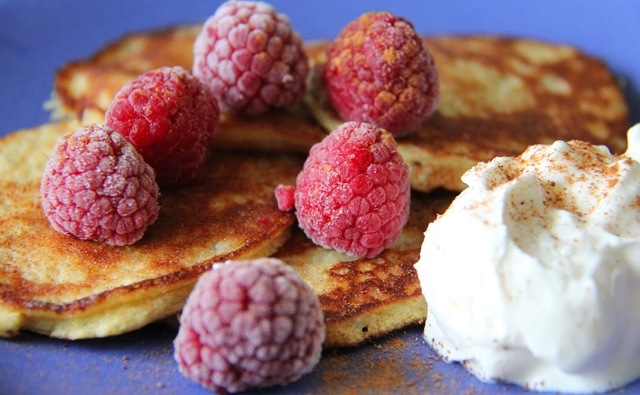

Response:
(47, 25), (326, 155)
(0, 120), (453, 348)
(50, 26), (629, 192)
(305, 37), (630, 192)
(6, 24), (451, 346)
(48, 25), (199, 120)
(277, 191), (454, 347)
(0, 122), (299, 339)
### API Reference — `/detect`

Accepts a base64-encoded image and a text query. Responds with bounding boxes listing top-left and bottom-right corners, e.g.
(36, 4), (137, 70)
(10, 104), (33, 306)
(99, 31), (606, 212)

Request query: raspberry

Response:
(40, 124), (160, 246)
(283, 122), (410, 258)
(324, 12), (439, 137)
(105, 66), (219, 187)
(193, 1), (309, 114)
(174, 258), (325, 393)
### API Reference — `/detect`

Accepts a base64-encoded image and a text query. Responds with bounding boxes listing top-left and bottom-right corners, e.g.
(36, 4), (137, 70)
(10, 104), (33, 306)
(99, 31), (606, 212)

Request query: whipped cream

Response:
(415, 125), (640, 393)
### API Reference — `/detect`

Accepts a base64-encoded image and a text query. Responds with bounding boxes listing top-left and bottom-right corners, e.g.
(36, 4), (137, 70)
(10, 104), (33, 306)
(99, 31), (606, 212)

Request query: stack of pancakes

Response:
(0, 23), (628, 347)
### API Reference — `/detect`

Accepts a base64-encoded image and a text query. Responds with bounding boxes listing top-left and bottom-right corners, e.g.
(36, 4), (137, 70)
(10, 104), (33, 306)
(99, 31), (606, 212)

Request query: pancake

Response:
(50, 26), (630, 192)
(48, 25), (326, 155)
(5, 24), (453, 346)
(0, 120), (453, 347)
(278, 190), (454, 347)
(305, 36), (630, 192)
(0, 121), (299, 339)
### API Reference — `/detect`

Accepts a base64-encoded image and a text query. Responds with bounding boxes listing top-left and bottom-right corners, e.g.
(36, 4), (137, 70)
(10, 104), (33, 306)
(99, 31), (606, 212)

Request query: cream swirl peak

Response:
(416, 124), (640, 393)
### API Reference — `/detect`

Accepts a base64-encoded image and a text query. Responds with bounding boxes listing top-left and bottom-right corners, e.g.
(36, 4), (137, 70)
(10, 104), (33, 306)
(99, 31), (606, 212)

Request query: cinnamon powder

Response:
(319, 329), (444, 394)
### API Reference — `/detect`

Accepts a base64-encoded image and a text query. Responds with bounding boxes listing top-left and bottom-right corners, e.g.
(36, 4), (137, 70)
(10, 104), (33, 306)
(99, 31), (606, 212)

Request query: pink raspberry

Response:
(174, 258), (325, 394)
(40, 124), (160, 246)
(278, 122), (411, 258)
(105, 66), (219, 187)
(193, 1), (309, 114)
(324, 12), (439, 137)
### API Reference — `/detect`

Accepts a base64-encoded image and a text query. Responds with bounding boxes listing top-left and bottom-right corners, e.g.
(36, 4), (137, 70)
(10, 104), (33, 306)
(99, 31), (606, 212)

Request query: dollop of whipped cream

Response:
(415, 125), (640, 393)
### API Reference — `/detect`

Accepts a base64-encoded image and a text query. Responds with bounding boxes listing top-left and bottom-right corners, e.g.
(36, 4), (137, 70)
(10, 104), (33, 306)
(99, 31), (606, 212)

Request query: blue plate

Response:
(1, 1), (639, 394)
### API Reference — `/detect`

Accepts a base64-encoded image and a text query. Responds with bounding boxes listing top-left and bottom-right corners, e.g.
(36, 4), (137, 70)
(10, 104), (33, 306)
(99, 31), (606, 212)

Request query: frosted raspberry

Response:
(324, 12), (439, 137)
(193, 1), (309, 114)
(174, 258), (325, 394)
(286, 122), (410, 258)
(105, 66), (219, 187)
(40, 124), (160, 246)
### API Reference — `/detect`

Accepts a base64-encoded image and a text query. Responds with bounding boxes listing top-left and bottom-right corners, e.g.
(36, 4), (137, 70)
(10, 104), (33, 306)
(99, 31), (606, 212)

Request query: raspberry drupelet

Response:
(105, 66), (219, 187)
(277, 122), (411, 259)
(174, 258), (325, 394)
(274, 184), (296, 211)
(40, 124), (159, 246)
(324, 12), (439, 137)
(192, 0), (309, 114)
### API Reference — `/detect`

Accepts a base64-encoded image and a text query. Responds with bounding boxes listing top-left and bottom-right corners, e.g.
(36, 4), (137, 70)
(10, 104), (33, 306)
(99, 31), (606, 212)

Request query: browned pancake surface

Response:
(306, 37), (629, 191)
(277, 191), (454, 347)
(49, 24), (326, 154)
(0, 122), (300, 339)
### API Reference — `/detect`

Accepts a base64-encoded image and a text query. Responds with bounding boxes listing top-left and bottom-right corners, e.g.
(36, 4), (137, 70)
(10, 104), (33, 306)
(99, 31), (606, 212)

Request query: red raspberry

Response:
(324, 12), (439, 137)
(193, 1), (309, 114)
(40, 124), (160, 246)
(105, 66), (219, 187)
(174, 258), (325, 394)
(280, 122), (410, 258)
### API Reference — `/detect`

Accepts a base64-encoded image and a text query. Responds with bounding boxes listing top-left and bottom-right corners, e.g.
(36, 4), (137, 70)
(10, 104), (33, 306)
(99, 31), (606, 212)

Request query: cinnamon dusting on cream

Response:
(416, 125), (640, 393)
